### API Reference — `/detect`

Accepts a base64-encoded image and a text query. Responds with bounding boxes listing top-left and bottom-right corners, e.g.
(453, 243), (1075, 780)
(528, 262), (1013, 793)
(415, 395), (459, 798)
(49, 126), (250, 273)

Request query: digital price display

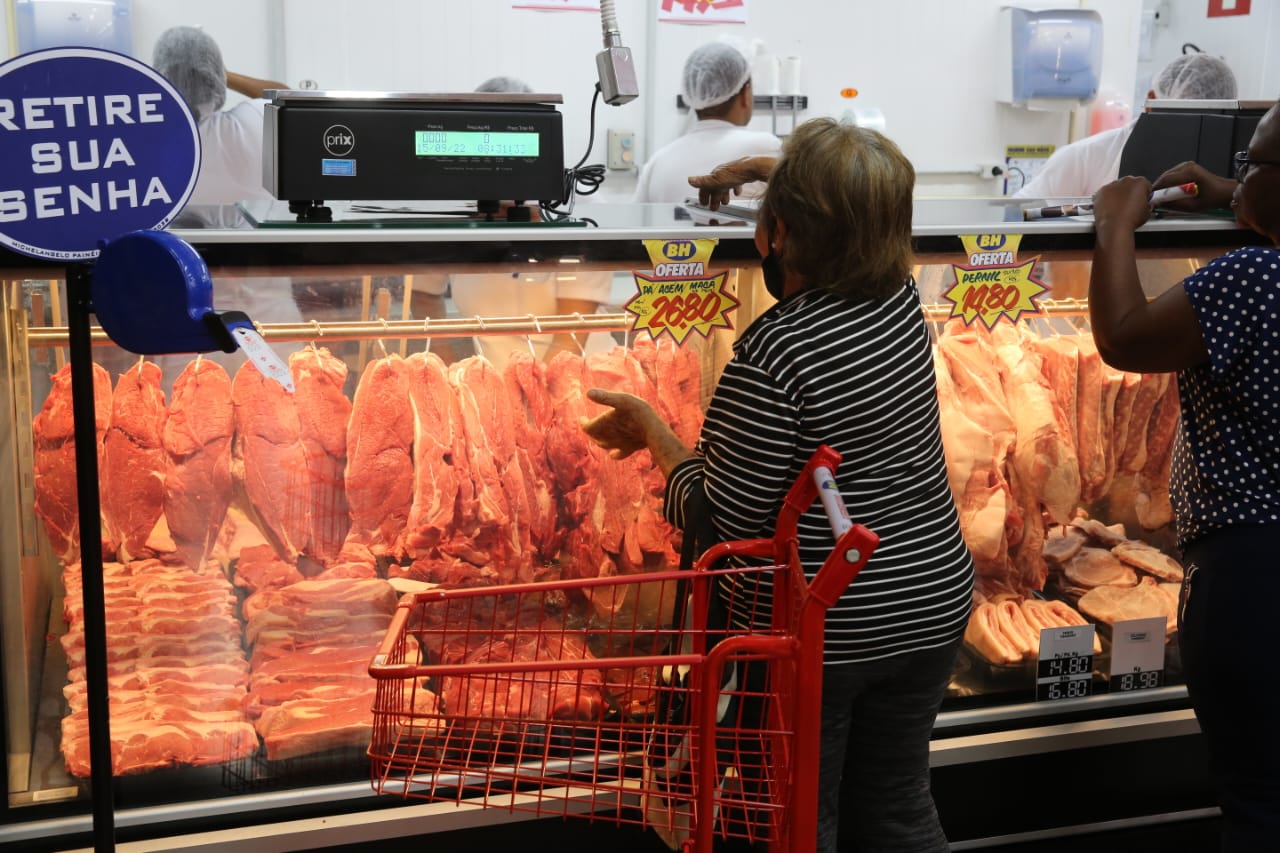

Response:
(1035, 624), (1097, 702)
(1114, 670), (1163, 692)
(1108, 616), (1166, 694)
(414, 130), (540, 157)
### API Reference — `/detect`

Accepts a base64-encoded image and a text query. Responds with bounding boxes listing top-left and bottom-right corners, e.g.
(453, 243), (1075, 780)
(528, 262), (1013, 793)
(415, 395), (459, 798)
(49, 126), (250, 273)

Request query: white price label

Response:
(1035, 624), (1096, 702)
(1109, 616), (1166, 693)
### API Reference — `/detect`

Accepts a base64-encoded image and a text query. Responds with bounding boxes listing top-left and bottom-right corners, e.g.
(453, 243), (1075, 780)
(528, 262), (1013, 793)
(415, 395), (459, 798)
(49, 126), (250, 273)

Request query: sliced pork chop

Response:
(1112, 542), (1185, 583)
(1062, 547), (1138, 589)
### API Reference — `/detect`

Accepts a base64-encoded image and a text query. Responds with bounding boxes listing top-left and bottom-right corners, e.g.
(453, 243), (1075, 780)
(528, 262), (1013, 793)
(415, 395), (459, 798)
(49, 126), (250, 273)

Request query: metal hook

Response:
(570, 312), (587, 355)
(136, 354), (145, 375)
(376, 318), (390, 358)
(526, 314), (542, 358)
(421, 315), (432, 354)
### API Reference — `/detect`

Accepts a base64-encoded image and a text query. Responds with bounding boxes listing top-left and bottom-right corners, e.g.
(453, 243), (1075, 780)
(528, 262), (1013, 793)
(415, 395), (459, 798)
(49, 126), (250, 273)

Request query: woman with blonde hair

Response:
(583, 118), (973, 852)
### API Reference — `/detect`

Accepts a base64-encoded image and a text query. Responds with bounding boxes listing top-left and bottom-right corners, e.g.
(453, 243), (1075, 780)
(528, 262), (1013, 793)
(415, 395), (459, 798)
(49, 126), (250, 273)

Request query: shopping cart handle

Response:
(808, 523), (880, 609)
(692, 537), (776, 572)
(777, 445), (843, 541)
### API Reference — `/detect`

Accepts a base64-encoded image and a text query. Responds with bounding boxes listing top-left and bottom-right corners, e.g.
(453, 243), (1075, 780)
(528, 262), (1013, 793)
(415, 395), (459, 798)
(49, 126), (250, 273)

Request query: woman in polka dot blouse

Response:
(1089, 100), (1280, 852)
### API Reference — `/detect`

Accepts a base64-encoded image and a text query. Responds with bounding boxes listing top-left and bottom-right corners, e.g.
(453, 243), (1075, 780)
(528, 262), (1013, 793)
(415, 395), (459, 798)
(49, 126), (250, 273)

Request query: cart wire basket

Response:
(368, 446), (879, 852)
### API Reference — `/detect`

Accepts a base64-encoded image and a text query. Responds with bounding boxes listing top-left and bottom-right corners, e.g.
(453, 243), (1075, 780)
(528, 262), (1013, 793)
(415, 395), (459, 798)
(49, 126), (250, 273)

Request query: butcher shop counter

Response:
(0, 198), (1261, 851)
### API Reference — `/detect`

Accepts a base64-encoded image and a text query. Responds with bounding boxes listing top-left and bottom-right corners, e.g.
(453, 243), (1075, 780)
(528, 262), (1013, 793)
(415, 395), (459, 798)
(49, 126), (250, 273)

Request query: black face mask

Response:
(761, 250), (786, 300)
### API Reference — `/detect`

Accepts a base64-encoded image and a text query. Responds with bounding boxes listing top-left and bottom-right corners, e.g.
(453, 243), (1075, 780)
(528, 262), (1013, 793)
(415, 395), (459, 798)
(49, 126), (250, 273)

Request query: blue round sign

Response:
(0, 47), (199, 261)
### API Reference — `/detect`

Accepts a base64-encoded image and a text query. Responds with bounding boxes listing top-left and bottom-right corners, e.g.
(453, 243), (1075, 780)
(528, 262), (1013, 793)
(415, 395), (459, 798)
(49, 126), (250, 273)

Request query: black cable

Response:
(541, 83), (607, 221)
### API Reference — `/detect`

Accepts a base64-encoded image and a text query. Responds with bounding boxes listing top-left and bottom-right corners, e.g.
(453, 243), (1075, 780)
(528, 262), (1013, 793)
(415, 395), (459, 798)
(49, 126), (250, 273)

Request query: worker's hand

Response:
(1152, 161), (1237, 212)
(688, 156), (777, 209)
(580, 389), (658, 460)
(1092, 176), (1154, 233)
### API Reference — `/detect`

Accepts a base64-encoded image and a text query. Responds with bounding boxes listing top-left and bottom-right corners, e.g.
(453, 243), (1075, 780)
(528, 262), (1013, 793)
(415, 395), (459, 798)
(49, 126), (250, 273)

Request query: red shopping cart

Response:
(368, 446), (878, 852)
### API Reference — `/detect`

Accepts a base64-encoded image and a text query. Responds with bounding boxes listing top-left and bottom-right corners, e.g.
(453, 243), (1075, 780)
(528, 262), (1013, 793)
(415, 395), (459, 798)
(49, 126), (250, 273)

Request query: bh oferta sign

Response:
(0, 47), (199, 261)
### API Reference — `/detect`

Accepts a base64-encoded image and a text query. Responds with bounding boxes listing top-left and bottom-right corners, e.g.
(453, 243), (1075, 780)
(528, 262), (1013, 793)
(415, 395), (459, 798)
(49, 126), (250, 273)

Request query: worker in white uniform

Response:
(419, 76), (616, 368)
(632, 41), (782, 204)
(148, 26), (300, 388)
(153, 26), (286, 206)
(1014, 52), (1237, 199)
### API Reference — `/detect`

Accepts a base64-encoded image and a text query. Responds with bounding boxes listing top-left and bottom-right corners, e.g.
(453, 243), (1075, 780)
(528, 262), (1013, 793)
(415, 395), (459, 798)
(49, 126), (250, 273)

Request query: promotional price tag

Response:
(1035, 624), (1096, 702)
(1108, 616), (1166, 693)
(945, 234), (1047, 329)
(627, 238), (739, 345)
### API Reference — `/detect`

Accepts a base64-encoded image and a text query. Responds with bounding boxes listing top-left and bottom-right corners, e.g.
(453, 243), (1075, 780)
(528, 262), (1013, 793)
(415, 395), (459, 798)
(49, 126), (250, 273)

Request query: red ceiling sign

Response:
(1208, 0), (1251, 17)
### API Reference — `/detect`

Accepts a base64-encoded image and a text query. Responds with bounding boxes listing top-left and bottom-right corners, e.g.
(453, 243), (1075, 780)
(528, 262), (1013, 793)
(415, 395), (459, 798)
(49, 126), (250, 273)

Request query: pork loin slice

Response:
(1063, 547), (1138, 589)
(1043, 524), (1086, 567)
(1112, 542), (1185, 583)
(1069, 517), (1129, 548)
(1077, 577), (1177, 635)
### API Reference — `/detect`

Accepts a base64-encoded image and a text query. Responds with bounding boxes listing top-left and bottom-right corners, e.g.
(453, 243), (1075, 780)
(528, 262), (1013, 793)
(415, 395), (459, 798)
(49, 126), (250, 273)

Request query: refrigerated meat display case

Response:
(0, 198), (1261, 851)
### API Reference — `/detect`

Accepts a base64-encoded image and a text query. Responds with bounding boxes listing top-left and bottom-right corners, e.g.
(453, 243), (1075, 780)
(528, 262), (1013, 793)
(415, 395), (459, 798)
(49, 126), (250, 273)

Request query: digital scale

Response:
(263, 90), (568, 222)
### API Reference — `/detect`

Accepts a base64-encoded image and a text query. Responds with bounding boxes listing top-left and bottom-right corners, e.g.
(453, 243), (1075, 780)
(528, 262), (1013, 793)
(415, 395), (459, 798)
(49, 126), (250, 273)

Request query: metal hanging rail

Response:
(23, 312), (636, 348)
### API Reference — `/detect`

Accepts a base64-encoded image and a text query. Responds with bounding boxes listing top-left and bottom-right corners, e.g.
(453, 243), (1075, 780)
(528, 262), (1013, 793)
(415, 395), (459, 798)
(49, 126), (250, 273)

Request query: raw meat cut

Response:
(503, 350), (562, 561)
(964, 601), (1021, 665)
(101, 361), (168, 561)
(403, 351), (467, 559)
(163, 359), (233, 571)
(934, 348), (1011, 574)
(1074, 336), (1108, 502)
(32, 363), (113, 560)
(1042, 524), (1086, 567)
(1112, 542), (1184, 582)
(290, 346), (352, 565)
(232, 362), (312, 562)
(1077, 577), (1177, 635)
(1118, 373), (1169, 474)
(1062, 547), (1138, 589)
(440, 633), (605, 724)
(990, 324), (1080, 525)
(344, 355), (414, 558)
(449, 356), (529, 576)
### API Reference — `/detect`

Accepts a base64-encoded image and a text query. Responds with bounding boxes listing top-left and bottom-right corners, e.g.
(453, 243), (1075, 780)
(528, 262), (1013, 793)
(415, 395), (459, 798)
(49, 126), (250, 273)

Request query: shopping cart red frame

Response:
(368, 446), (879, 852)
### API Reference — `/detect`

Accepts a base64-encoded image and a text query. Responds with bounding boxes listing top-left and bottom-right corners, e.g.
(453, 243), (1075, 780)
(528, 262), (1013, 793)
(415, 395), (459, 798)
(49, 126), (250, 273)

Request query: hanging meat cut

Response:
(163, 359), (234, 571)
(32, 362), (112, 561)
(343, 355), (414, 558)
(101, 362), (168, 562)
(403, 351), (469, 560)
(290, 347), (352, 566)
(232, 362), (312, 562)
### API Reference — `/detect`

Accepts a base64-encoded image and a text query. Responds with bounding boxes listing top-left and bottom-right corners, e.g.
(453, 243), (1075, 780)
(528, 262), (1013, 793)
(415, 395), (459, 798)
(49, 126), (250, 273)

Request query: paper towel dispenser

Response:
(997, 6), (1103, 110)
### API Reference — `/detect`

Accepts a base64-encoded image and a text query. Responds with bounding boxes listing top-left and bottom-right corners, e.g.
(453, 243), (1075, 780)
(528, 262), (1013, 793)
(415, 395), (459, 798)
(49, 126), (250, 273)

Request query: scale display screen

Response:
(414, 130), (540, 157)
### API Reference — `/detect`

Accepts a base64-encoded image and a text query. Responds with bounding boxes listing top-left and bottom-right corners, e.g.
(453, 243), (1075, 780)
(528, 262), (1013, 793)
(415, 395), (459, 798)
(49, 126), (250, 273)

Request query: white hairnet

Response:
(682, 42), (751, 111)
(1153, 53), (1237, 100)
(475, 76), (534, 94)
(153, 26), (226, 121)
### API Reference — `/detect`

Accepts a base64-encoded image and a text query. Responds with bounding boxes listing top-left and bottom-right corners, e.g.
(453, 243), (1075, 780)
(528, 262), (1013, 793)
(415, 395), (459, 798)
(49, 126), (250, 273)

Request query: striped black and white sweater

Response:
(665, 281), (974, 665)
